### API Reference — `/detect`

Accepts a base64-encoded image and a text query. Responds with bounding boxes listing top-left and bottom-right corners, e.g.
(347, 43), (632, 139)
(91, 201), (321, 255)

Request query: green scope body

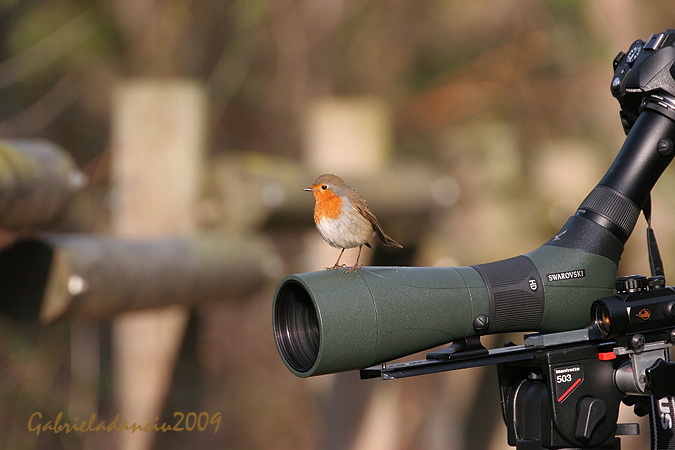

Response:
(274, 109), (675, 378)
(275, 247), (618, 377)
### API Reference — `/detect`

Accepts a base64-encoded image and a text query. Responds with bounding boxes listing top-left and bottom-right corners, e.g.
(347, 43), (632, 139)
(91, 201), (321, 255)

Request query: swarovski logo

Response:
(547, 270), (586, 282)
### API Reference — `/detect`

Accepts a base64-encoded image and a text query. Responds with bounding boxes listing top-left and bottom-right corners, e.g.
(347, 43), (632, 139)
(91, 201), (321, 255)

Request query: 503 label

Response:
(553, 365), (584, 403)
(556, 373), (573, 384)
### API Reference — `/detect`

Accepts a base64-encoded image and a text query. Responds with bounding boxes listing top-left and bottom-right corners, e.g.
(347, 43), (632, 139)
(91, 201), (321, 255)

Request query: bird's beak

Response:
(303, 187), (314, 192)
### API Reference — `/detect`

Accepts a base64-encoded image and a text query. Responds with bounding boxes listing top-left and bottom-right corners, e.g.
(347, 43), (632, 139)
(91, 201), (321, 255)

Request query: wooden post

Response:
(303, 96), (392, 176)
(110, 79), (206, 450)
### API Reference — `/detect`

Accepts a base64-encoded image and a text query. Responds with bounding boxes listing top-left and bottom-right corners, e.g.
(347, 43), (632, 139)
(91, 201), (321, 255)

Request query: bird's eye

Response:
(321, 185), (328, 190)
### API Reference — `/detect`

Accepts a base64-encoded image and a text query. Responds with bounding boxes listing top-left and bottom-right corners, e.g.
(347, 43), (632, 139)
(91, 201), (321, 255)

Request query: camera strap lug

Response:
(642, 194), (665, 279)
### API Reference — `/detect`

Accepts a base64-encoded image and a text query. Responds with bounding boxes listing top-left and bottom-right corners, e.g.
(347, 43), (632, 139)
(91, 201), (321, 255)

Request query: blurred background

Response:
(0, 0), (674, 449)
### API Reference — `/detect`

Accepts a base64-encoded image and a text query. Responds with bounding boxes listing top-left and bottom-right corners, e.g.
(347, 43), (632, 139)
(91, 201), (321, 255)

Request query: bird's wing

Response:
(352, 203), (403, 249)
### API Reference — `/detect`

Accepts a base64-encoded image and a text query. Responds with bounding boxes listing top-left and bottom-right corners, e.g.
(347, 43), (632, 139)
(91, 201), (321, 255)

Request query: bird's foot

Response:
(343, 264), (362, 274)
(325, 263), (347, 271)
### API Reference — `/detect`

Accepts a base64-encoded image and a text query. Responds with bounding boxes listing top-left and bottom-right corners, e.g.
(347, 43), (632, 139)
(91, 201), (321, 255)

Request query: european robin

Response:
(304, 174), (403, 273)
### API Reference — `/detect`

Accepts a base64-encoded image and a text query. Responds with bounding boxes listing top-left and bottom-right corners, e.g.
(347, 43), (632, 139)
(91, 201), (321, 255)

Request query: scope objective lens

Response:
(274, 281), (320, 373)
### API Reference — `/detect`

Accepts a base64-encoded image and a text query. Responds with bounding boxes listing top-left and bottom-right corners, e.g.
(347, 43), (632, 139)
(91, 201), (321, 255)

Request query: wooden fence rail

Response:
(0, 139), (84, 228)
(0, 233), (273, 322)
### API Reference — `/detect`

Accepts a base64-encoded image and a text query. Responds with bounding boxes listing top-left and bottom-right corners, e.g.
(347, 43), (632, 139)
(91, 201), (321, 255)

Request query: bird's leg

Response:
(344, 245), (363, 273)
(326, 248), (347, 270)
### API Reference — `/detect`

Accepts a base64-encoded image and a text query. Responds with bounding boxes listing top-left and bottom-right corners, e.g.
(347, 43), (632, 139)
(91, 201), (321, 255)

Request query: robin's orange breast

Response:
(313, 193), (343, 222)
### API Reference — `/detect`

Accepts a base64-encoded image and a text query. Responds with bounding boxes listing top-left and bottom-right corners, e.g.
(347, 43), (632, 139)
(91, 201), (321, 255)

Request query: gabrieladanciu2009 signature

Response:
(28, 411), (222, 436)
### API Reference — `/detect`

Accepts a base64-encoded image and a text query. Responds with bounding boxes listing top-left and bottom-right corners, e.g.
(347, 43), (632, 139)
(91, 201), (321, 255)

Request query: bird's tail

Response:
(375, 229), (403, 248)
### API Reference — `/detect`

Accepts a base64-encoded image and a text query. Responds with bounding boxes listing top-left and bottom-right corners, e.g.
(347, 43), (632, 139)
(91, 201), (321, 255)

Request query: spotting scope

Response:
(273, 30), (675, 378)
